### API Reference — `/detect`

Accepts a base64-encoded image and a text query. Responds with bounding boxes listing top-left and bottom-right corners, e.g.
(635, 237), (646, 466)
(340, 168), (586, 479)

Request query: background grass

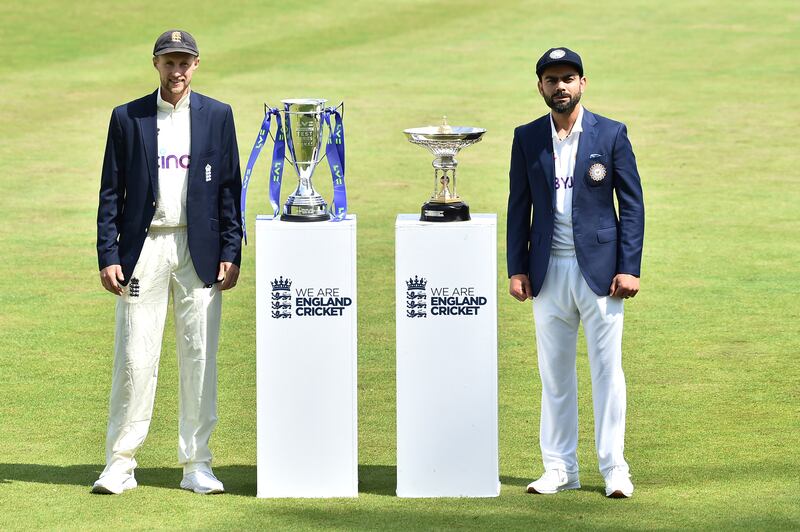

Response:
(1, 0), (799, 529)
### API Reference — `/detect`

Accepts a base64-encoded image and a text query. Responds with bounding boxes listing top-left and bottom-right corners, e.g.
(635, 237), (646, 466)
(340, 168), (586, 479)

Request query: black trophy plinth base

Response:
(280, 213), (331, 222)
(281, 203), (330, 222)
(420, 201), (471, 222)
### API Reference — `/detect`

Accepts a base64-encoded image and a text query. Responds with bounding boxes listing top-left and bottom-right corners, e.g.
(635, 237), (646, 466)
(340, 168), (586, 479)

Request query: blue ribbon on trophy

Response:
(323, 108), (347, 220)
(268, 112), (286, 217)
(240, 99), (347, 243)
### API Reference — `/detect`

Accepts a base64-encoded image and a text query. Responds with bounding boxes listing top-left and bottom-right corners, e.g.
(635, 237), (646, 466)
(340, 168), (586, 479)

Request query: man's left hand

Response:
(609, 273), (639, 299)
(217, 262), (239, 291)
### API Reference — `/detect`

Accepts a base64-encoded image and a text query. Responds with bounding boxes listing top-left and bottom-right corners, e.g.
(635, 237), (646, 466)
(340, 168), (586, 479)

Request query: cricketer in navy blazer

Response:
(506, 108), (644, 297)
(97, 90), (242, 286)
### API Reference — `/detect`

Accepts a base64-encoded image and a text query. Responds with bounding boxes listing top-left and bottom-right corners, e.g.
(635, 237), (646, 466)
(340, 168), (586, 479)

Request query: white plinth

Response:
(395, 214), (499, 497)
(256, 215), (358, 498)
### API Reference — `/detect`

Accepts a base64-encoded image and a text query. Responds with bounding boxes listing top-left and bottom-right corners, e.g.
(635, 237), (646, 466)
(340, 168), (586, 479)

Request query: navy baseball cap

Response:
(153, 30), (199, 56)
(536, 47), (583, 78)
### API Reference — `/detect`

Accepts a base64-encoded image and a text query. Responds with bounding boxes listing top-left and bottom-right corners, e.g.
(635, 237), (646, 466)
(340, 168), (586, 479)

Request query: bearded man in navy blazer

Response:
(507, 47), (644, 498)
(93, 30), (242, 495)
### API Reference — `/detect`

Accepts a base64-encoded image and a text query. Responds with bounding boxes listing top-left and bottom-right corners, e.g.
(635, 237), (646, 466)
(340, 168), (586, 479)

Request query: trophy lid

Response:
(404, 116), (486, 142)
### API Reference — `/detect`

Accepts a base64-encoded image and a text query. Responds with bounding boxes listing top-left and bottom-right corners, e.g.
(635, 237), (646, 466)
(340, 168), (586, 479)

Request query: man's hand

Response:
(609, 273), (639, 299)
(100, 265), (125, 295)
(217, 262), (239, 291)
(509, 273), (533, 302)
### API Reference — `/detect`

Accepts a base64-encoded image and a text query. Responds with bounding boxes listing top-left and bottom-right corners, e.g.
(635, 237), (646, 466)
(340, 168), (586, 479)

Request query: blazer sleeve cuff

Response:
(98, 250), (121, 270)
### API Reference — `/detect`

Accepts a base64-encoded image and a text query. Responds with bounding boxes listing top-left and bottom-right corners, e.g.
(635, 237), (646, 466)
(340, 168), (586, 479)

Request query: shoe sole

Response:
(90, 485), (117, 495)
(180, 483), (224, 495)
(91, 480), (136, 495)
(527, 481), (581, 494)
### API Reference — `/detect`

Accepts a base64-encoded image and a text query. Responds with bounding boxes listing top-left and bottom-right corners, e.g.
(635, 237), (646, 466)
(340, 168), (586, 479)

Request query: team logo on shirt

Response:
(588, 162), (607, 183)
(205, 164), (212, 182)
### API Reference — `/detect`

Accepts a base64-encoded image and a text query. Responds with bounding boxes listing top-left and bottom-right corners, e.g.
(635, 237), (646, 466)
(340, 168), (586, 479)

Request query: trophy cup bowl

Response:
(281, 98), (330, 221)
(404, 117), (486, 222)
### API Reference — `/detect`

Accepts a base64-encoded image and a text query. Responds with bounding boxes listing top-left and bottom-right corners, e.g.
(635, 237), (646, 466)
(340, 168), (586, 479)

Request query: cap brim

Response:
(537, 60), (582, 77)
(154, 47), (198, 56)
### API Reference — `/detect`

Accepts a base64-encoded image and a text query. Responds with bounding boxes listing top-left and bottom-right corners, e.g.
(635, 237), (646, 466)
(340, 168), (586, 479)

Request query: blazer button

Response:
(144, 228), (148, 234)
(152, 201), (156, 207)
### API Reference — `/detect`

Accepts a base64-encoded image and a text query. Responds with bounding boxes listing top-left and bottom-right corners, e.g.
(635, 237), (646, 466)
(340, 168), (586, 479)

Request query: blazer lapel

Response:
(189, 91), (207, 192)
(536, 118), (556, 209)
(573, 108), (598, 197)
(138, 90), (159, 195)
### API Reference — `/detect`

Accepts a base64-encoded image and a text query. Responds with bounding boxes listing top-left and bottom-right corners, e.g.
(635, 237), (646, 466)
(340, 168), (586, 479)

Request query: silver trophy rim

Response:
(403, 126), (487, 142)
(281, 98), (328, 107)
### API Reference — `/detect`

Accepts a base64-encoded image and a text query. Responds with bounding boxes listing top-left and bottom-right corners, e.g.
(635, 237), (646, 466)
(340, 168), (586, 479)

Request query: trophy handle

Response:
(263, 102), (283, 148)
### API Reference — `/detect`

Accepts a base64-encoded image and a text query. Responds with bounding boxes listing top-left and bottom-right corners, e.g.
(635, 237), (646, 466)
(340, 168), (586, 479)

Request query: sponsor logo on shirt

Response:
(158, 154), (190, 169)
(554, 176), (574, 189)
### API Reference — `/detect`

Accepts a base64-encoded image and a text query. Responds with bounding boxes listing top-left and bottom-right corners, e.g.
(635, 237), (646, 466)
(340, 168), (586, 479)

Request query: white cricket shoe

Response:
(604, 466), (634, 498)
(180, 470), (225, 494)
(91, 473), (137, 495)
(526, 469), (580, 494)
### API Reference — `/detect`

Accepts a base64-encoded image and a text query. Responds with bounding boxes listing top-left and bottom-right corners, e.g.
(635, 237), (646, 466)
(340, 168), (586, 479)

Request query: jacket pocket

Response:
(596, 226), (617, 243)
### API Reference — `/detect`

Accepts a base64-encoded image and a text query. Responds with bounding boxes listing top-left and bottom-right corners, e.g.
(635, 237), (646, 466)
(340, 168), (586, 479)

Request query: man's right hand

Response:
(100, 265), (125, 295)
(509, 273), (533, 302)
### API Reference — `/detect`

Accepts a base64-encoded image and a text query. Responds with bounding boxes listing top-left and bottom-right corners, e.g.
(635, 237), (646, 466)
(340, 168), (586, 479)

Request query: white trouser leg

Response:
(170, 230), (221, 474)
(532, 255), (581, 473)
(102, 233), (172, 477)
(573, 274), (627, 475)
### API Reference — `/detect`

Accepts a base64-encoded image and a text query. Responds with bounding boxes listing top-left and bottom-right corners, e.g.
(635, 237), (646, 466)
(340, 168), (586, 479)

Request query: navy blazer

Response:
(97, 90), (243, 286)
(506, 108), (644, 297)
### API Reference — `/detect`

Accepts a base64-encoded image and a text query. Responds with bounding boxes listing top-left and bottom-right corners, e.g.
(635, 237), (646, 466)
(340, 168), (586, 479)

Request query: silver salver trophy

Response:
(404, 117), (486, 222)
(281, 98), (334, 221)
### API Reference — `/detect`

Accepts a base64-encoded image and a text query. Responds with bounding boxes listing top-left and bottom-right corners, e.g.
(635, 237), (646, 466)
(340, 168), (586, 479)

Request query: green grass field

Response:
(1, 0), (799, 529)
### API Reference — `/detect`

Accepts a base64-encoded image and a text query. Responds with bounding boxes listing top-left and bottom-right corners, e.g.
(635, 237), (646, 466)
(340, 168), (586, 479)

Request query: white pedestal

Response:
(255, 215), (358, 498)
(395, 214), (499, 497)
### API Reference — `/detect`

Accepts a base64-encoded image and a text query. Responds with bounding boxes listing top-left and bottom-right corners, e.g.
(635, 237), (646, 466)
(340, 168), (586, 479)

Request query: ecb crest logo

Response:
(406, 275), (427, 318)
(405, 275), (487, 318)
(271, 276), (292, 318)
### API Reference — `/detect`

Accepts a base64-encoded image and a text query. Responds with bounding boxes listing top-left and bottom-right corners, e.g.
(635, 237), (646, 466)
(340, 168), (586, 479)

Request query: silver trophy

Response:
(404, 117), (486, 222)
(281, 98), (331, 221)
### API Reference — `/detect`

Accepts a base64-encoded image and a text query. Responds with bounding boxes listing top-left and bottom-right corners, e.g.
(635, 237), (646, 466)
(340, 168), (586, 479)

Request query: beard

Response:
(545, 91), (581, 114)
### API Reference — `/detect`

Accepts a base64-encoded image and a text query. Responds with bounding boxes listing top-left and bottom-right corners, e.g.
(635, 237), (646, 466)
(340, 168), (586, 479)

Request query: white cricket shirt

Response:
(550, 105), (584, 252)
(151, 89), (191, 228)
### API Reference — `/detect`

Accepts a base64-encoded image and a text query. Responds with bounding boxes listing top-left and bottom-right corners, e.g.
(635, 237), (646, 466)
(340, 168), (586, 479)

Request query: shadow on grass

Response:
(356, 465), (556, 497)
(0, 463), (546, 497)
(0, 463), (257, 495)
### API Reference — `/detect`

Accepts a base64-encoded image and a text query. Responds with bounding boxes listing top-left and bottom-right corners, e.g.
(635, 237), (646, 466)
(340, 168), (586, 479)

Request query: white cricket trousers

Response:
(100, 227), (221, 478)
(532, 252), (629, 476)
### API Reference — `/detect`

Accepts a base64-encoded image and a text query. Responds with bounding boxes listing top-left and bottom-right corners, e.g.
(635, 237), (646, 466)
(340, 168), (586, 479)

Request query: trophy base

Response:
(420, 201), (470, 222)
(281, 203), (330, 222)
